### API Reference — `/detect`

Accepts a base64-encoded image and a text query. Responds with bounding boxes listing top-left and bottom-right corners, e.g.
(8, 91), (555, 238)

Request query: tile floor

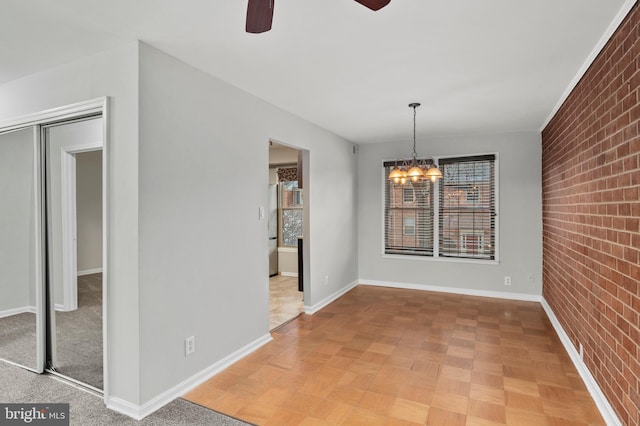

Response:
(185, 285), (605, 425)
(269, 275), (303, 330)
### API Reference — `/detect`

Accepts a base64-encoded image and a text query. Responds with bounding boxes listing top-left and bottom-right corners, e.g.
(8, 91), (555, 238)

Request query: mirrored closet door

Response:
(0, 126), (43, 372)
(44, 117), (104, 390)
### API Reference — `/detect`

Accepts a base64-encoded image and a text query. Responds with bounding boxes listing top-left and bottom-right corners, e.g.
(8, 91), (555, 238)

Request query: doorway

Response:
(268, 141), (306, 330)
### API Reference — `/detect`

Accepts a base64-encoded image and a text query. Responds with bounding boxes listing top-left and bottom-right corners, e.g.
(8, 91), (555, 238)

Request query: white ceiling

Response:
(0, 0), (631, 144)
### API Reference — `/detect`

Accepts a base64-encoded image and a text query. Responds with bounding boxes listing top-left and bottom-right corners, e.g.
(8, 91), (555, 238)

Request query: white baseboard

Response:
(105, 397), (143, 421)
(55, 304), (76, 312)
(276, 247), (297, 253)
(0, 306), (36, 319)
(280, 272), (298, 278)
(359, 279), (542, 303)
(303, 279), (359, 315)
(541, 298), (621, 426)
(78, 268), (103, 276)
(106, 333), (273, 420)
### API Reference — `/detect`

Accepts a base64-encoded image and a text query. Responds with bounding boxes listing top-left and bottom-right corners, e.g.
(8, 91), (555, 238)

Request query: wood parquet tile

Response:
(183, 286), (605, 425)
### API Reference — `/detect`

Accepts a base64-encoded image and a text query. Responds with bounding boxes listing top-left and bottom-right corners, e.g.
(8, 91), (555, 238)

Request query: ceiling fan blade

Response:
(354, 0), (390, 11)
(246, 0), (274, 33)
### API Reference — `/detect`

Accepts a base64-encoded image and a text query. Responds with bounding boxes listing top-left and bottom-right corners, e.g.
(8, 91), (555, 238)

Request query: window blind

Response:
(438, 155), (496, 260)
(384, 162), (434, 256)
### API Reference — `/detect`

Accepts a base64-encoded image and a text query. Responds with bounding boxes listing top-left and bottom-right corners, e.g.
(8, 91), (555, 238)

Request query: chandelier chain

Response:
(412, 105), (418, 161)
(387, 102), (442, 185)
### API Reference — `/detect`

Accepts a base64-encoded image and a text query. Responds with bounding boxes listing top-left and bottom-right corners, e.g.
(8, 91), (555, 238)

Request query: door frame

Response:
(59, 142), (103, 312)
(267, 139), (310, 311)
(0, 97), (109, 396)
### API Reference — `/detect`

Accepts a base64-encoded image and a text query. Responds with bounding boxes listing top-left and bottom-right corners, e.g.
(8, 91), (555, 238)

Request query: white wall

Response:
(277, 249), (298, 275)
(0, 42), (141, 405)
(0, 127), (36, 312)
(137, 43), (358, 403)
(76, 150), (103, 273)
(358, 132), (542, 297)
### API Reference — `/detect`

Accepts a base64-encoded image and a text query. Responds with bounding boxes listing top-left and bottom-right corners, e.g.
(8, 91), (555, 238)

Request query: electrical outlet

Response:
(185, 336), (195, 356)
(324, 275), (329, 286)
(504, 276), (512, 286)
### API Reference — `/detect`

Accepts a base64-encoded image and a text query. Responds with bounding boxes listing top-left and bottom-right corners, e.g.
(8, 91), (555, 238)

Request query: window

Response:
(403, 188), (415, 203)
(403, 217), (416, 236)
(384, 162), (434, 256)
(466, 186), (479, 202)
(439, 155), (496, 260)
(384, 154), (496, 260)
(279, 181), (303, 247)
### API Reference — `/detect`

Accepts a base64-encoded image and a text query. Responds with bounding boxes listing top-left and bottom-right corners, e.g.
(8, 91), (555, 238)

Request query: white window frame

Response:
(381, 153), (499, 264)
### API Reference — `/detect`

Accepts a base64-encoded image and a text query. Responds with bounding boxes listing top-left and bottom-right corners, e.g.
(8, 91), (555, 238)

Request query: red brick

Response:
(542, 4), (640, 423)
(624, 247), (638, 263)
(619, 204), (632, 217)
(624, 187), (639, 201)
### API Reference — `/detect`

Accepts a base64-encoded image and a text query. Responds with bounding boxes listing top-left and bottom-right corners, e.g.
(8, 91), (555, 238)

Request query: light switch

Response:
(259, 206), (265, 220)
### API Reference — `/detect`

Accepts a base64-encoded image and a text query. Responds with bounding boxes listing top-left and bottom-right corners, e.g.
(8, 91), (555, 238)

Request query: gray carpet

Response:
(0, 312), (38, 370)
(0, 360), (251, 425)
(0, 275), (251, 425)
(54, 273), (103, 389)
(0, 274), (104, 388)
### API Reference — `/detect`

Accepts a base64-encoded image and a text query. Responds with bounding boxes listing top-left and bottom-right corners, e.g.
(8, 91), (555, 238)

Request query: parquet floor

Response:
(184, 285), (604, 425)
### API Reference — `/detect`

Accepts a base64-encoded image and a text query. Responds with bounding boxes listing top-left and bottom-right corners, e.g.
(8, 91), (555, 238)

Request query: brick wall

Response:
(542, 4), (640, 425)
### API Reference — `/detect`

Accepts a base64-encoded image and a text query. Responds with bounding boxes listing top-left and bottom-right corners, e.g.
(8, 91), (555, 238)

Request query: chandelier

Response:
(388, 103), (443, 184)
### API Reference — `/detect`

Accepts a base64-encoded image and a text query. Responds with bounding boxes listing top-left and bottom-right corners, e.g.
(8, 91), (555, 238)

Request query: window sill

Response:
(381, 253), (499, 265)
